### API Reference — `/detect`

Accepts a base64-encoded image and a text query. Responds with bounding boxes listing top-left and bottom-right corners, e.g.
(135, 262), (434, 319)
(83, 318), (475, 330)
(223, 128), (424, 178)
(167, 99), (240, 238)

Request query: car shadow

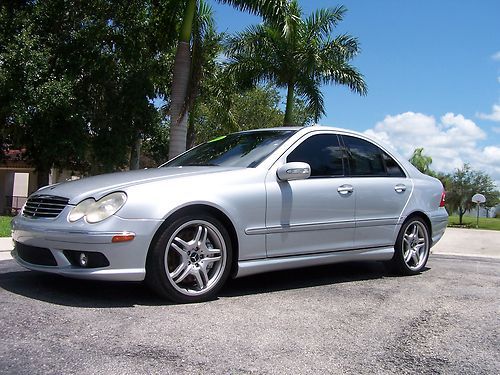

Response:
(0, 260), (165, 308)
(0, 259), (429, 308)
(221, 261), (405, 297)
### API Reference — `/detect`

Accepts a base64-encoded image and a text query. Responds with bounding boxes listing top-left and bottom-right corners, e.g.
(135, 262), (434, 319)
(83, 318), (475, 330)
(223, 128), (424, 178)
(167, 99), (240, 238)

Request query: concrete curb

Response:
(0, 237), (13, 251)
(0, 237), (13, 261)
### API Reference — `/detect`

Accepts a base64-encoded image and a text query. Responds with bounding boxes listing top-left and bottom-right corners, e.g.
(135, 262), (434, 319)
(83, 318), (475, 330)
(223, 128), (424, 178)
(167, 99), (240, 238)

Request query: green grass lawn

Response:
(0, 216), (13, 237)
(448, 215), (500, 231)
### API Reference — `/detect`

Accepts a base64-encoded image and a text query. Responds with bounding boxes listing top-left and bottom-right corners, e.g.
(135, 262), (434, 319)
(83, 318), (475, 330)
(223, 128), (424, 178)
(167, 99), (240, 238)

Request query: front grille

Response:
(15, 242), (57, 266)
(22, 195), (69, 218)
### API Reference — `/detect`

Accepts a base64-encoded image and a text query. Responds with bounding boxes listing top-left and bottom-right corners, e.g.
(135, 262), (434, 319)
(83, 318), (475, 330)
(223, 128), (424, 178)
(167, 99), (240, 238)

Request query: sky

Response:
(211, 0), (500, 185)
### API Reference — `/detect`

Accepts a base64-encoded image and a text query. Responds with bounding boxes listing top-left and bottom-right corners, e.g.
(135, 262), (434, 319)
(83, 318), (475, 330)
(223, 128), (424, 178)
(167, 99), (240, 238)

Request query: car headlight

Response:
(68, 192), (127, 223)
(68, 198), (95, 222)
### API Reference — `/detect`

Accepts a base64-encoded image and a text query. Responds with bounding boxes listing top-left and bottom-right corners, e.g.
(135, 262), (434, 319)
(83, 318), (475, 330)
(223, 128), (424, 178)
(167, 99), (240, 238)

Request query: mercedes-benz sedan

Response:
(12, 126), (448, 303)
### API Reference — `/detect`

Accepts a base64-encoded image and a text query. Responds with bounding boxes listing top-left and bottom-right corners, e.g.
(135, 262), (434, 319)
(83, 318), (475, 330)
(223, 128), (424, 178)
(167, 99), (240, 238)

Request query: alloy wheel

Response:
(164, 220), (227, 296)
(402, 221), (429, 271)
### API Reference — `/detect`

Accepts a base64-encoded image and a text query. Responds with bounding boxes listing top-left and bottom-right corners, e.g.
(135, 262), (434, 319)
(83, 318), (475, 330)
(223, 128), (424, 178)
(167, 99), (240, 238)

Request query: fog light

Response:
(79, 252), (89, 267)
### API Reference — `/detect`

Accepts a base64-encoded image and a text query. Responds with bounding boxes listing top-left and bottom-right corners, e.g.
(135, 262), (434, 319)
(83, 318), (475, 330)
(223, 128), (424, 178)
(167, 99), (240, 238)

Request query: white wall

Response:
(13, 172), (29, 197)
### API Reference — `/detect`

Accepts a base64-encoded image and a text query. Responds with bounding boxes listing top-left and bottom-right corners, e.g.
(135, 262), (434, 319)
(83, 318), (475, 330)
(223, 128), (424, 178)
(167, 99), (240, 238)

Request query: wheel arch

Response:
(401, 211), (432, 238)
(146, 204), (240, 278)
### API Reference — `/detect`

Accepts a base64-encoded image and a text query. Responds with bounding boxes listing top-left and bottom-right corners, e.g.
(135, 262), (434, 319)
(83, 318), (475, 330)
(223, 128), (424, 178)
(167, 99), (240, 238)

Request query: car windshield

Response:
(163, 130), (297, 168)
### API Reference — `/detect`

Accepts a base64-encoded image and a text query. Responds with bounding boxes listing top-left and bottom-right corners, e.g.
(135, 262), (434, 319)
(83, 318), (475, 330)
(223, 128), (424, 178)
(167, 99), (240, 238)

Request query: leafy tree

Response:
(0, 2), (88, 185)
(141, 118), (171, 167)
(409, 147), (433, 175)
(167, 0), (293, 159)
(190, 54), (316, 146)
(446, 164), (499, 224)
(1, 1), (180, 185)
(226, 1), (366, 125)
(194, 85), (285, 144)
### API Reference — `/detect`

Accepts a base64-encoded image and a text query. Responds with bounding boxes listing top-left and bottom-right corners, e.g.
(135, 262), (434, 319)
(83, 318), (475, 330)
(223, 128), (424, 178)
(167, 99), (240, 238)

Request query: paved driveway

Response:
(0, 234), (499, 374)
(1, 228), (499, 373)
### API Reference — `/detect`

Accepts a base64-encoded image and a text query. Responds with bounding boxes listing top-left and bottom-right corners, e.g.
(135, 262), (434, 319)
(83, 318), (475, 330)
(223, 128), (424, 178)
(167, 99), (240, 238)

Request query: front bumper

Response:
(11, 213), (162, 281)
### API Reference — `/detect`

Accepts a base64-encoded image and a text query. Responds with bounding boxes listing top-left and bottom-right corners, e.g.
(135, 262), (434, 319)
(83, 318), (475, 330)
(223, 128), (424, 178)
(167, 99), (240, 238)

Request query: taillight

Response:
(439, 191), (446, 207)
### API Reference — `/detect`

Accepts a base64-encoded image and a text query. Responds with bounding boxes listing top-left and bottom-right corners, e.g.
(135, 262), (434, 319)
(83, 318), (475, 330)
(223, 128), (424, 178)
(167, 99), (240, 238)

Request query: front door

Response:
(265, 133), (356, 257)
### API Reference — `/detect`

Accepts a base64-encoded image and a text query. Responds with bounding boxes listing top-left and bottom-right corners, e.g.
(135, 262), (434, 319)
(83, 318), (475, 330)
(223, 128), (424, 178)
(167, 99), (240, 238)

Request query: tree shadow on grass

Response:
(0, 259), (429, 308)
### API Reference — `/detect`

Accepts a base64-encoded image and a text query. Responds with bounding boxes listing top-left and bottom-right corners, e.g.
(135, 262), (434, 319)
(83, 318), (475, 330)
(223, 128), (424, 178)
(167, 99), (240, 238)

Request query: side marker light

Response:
(112, 233), (136, 243)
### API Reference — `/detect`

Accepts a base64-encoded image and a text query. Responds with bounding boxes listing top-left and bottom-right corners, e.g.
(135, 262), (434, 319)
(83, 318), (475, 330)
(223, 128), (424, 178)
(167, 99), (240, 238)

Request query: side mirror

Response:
(277, 162), (311, 181)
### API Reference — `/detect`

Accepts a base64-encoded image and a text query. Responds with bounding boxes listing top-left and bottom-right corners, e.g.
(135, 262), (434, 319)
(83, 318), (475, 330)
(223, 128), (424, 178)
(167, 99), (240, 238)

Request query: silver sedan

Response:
(11, 126), (448, 303)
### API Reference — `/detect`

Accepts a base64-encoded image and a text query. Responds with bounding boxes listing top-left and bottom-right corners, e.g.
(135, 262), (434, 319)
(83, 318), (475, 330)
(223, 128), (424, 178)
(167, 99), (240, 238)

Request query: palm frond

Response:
(281, 0), (302, 40)
(322, 34), (360, 61)
(216, 0), (289, 21)
(196, 0), (215, 37)
(305, 5), (346, 40)
(322, 62), (367, 96)
(296, 76), (325, 122)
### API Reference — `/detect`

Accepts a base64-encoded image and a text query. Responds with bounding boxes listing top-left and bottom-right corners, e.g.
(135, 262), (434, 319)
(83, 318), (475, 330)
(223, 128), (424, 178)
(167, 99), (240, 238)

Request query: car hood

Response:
(35, 167), (243, 203)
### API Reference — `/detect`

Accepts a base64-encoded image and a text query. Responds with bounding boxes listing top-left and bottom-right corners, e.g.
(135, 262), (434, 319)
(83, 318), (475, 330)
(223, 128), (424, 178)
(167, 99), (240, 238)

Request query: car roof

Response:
(236, 125), (370, 139)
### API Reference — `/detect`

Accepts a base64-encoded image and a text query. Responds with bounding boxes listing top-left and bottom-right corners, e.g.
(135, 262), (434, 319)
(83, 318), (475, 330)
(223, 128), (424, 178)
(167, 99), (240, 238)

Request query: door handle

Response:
(337, 184), (354, 195)
(394, 184), (407, 193)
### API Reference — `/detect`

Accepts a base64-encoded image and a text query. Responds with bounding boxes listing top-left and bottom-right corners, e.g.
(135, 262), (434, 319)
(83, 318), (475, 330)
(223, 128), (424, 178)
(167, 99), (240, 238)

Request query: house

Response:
(0, 150), (80, 214)
(464, 205), (500, 218)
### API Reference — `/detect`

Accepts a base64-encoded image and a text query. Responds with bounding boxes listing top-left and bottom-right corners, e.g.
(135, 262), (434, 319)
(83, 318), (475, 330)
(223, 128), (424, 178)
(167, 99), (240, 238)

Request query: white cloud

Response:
(365, 112), (499, 185)
(477, 104), (500, 122)
(492, 51), (500, 61)
(493, 127), (500, 134)
(482, 146), (500, 163)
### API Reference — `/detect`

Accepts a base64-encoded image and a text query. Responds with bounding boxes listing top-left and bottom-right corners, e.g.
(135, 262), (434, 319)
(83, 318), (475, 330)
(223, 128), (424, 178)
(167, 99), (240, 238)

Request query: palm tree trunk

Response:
(283, 81), (295, 125)
(186, 111), (196, 149)
(168, 0), (196, 160)
(129, 130), (142, 170)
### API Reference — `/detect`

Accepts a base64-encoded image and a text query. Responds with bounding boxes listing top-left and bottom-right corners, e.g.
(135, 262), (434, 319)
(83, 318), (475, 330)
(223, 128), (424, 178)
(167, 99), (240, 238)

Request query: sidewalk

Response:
(431, 227), (500, 259)
(0, 227), (498, 262)
(0, 237), (13, 261)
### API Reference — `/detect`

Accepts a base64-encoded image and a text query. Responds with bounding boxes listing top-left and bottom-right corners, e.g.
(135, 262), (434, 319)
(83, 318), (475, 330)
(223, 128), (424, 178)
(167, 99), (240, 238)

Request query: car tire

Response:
(146, 213), (232, 303)
(391, 217), (430, 275)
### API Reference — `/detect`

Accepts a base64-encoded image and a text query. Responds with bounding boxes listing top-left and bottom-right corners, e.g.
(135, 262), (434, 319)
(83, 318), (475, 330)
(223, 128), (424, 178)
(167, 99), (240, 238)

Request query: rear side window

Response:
(342, 135), (405, 177)
(287, 134), (345, 177)
(382, 152), (406, 177)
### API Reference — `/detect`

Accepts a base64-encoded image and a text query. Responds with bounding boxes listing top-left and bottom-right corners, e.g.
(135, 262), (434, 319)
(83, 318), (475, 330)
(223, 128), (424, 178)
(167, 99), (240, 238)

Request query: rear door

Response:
(341, 135), (412, 248)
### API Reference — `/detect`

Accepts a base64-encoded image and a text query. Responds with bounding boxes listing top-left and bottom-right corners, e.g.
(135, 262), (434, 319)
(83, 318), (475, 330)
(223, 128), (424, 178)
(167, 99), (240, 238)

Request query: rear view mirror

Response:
(277, 162), (311, 181)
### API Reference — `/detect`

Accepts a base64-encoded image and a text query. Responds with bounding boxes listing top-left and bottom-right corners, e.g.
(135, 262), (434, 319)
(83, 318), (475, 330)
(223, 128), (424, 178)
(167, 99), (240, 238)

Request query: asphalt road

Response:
(0, 255), (498, 374)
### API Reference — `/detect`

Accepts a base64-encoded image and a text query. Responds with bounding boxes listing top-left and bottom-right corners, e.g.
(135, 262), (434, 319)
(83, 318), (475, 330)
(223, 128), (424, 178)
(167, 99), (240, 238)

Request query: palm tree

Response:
(168, 0), (293, 159)
(226, 1), (367, 125)
(409, 147), (433, 174)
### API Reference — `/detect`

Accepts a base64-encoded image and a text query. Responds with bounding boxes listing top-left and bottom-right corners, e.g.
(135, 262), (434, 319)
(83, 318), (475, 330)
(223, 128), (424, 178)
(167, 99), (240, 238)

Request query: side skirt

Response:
(235, 247), (394, 278)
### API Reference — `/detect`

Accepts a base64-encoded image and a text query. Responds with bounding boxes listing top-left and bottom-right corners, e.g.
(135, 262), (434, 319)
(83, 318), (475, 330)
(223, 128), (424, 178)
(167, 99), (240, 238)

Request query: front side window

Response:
(287, 134), (345, 177)
(163, 130), (296, 168)
(342, 135), (405, 177)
